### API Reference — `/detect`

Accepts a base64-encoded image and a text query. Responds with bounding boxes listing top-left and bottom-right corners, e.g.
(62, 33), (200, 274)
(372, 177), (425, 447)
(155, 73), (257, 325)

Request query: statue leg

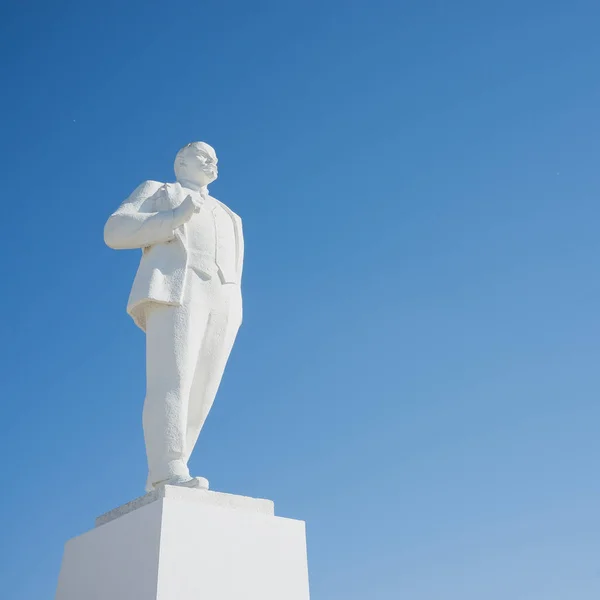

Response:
(184, 283), (242, 463)
(142, 295), (208, 491)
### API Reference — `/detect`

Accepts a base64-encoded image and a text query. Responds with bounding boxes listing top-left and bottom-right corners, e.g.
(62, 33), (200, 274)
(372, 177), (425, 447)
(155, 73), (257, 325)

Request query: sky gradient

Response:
(1, 1), (600, 598)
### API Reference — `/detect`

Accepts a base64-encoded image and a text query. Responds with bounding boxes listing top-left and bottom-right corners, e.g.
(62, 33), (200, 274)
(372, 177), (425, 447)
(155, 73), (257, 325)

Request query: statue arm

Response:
(104, 181), (177, 250)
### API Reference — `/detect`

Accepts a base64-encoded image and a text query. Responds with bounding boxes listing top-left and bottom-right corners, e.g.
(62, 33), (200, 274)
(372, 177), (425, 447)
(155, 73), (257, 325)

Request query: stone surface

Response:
(56, 488), (310, 600)
(95, 485), (275, 527)
(104, 142), (245, 491)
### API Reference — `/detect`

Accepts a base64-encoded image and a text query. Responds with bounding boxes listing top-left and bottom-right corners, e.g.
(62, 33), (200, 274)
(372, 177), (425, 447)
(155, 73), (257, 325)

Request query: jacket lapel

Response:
(164, 182), (188, 243)
(215, 200), (243, 272)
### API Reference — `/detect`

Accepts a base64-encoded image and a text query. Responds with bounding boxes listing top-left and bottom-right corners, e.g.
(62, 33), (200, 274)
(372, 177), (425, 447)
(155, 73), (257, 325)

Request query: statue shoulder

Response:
(131, 180), (164, 198)
(122, 180), (166, 209)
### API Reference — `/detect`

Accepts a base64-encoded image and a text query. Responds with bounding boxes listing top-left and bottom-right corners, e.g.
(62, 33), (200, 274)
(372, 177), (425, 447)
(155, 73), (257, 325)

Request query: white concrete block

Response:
(56, 500), (163, 600)
(56, 487), (310, 600)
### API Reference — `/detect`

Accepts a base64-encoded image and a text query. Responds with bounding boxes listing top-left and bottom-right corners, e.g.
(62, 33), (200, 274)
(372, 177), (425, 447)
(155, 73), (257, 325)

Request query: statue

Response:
(104, 142), (244, 492)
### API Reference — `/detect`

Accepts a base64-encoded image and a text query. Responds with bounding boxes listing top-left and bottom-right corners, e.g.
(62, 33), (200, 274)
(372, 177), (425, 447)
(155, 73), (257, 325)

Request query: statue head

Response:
(174, 142), (218, 188)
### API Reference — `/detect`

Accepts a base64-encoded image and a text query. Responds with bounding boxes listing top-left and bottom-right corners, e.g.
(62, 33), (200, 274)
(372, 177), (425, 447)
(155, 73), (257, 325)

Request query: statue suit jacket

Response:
(104, 180), (244, 331)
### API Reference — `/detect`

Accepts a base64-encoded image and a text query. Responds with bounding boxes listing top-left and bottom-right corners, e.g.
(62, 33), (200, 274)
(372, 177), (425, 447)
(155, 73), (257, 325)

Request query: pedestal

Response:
(55, 486), (310, 599)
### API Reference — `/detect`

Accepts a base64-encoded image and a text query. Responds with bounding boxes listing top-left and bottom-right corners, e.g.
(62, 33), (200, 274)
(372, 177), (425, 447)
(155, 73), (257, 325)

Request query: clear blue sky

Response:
(1, 1), (599, 598)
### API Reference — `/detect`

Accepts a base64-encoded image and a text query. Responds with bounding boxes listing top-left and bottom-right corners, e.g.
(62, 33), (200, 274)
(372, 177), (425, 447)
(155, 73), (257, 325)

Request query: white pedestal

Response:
(55, 486), (310, 600)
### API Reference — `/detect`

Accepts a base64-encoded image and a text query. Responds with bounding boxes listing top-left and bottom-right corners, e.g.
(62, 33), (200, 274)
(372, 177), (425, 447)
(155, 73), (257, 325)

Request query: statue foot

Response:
(154, 475), (209, 491)
(179, 476), (210, 490)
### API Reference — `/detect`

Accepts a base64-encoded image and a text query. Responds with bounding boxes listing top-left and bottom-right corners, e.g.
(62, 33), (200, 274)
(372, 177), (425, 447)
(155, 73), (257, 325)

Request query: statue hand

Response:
(173, 194), (202, 227)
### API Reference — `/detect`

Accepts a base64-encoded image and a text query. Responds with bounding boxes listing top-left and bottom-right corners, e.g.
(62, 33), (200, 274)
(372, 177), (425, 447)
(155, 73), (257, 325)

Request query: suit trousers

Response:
(142, 267), (242, 491)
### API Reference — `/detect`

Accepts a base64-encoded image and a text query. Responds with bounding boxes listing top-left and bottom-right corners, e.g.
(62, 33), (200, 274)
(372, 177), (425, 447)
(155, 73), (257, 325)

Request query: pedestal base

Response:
(55, 486), (310, 600)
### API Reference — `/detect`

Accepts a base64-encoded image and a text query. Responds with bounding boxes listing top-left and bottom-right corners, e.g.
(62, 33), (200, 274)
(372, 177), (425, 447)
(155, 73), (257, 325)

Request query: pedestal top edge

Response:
(95, 486), (275, 527)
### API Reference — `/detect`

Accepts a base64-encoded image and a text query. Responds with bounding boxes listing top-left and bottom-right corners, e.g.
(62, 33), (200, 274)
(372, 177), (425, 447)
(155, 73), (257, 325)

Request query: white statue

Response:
(104, 142), (244, 492)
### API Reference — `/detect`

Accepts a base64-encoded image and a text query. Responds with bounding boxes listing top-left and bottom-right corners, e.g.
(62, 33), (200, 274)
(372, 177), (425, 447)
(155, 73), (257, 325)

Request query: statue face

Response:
(175, 142), (218, 187)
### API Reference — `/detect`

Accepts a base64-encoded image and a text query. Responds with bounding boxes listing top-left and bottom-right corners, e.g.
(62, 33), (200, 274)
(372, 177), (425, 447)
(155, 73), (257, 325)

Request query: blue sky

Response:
(1, 0), (600, 598)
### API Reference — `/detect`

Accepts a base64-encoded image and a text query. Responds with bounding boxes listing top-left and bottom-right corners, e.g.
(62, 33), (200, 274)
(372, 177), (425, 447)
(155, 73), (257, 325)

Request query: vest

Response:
(187, 199), (237, 283)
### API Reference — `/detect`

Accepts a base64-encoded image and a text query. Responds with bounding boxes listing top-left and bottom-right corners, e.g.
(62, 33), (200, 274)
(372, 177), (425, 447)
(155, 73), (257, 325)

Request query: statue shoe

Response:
(179, 476), (209, 490)
(153, 475), (209, 491)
